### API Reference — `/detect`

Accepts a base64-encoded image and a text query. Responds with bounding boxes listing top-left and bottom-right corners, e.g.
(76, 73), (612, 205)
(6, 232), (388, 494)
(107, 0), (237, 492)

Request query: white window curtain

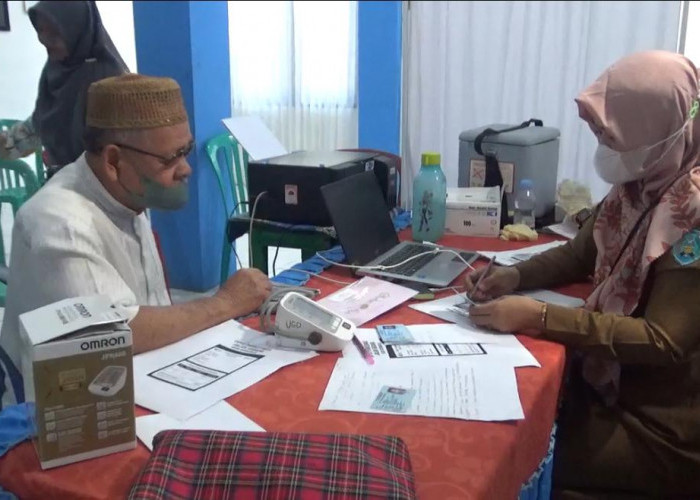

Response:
(228, 1), (358, 152)
(401, 1), (682, 206)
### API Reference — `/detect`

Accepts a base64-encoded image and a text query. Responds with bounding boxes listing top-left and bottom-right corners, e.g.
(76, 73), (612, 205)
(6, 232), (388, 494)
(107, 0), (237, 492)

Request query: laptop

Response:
(321, 171), (477, 287)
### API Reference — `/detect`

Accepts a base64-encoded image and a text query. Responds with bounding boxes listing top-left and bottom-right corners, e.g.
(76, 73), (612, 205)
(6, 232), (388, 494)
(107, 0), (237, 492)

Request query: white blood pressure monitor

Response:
(274, 292), (355, 352)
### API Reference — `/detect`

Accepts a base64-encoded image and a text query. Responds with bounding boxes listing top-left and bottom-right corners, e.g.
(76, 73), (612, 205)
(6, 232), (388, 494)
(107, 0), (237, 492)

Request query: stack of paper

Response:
(318, 285), (587, 422)
(134, 320), (317, 420)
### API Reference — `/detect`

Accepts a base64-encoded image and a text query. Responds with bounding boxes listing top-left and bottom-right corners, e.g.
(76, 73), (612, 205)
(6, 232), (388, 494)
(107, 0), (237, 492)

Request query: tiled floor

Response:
(233, 234), (303, 278)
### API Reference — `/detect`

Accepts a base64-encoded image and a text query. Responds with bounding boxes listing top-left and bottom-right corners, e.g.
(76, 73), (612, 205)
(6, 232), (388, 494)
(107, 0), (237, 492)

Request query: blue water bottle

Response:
(412, 151), (447, 242)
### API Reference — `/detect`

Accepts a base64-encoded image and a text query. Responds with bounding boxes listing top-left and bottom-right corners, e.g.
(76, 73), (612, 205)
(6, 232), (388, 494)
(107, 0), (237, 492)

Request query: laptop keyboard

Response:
(376, 244), (440, 276)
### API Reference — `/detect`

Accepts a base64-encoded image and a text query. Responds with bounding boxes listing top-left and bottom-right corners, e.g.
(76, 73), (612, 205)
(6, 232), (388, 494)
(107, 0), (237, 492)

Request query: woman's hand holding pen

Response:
(464, 265), (521, 302)
(464, 264), (544, 334)
(469, 296), (544, 334)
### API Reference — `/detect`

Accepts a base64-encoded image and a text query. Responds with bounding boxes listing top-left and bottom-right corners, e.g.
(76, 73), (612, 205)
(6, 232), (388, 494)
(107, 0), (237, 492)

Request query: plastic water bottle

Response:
(412, 152), (446, 242)
(514, 179), (536, 229)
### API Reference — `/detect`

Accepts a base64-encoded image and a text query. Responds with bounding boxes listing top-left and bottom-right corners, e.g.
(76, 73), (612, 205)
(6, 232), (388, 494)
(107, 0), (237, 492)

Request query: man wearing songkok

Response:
(0, 74), (271, 409)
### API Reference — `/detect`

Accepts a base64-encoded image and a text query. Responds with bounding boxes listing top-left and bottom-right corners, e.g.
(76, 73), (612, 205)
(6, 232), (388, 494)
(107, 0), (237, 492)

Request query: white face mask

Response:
(593, 113), (693, 185)
(593, 144), (646, 184)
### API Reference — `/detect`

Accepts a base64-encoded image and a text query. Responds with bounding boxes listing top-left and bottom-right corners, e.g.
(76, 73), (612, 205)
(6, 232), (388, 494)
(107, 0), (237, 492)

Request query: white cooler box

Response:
(458, 123), (560, 219)
(445, 186), (501, 238)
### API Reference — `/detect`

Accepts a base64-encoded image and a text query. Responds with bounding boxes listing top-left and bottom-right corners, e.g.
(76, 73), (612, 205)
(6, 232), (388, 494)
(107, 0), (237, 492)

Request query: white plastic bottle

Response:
(513, 179), (536, 229)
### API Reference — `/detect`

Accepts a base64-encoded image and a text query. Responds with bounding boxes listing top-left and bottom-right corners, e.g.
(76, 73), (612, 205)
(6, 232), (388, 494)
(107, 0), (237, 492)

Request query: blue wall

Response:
(358, 1), (403, 155)
(132, 1), (402, 290)
(134, 1), (231, 291)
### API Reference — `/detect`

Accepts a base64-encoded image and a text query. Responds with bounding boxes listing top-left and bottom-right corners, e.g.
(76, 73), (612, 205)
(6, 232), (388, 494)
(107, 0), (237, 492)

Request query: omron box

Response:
(445, 187), (501, 238)
(458, 124), (560, 218)
(247, 151), (399, 226)
(20, 295), (135, 469)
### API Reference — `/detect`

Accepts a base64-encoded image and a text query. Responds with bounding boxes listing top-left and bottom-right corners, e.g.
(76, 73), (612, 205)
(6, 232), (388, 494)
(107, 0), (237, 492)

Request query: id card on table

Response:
(376, 324), (414, 344)
(370, 386), (416, 413)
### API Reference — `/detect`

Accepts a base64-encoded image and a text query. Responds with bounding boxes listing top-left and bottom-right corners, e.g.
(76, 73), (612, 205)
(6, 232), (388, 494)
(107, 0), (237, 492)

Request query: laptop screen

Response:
(321, 171), (400, 265)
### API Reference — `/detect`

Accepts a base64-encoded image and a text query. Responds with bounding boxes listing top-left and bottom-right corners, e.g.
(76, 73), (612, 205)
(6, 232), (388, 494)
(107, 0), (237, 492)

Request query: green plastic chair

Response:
(205, 133), (250, 284)
(0, 269), (7, 307)
(0, 159), (40, 216)
(0, 119), (46, 186)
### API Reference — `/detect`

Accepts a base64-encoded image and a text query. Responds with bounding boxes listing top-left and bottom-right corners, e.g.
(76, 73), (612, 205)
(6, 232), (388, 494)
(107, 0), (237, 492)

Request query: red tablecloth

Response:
(0, 234), (585, 500)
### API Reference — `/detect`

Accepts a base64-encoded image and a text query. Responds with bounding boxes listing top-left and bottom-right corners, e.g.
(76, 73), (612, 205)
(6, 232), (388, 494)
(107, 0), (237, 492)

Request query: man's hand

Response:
(131, 268), (272, 353)
(465, 266), (520, 302)
(469, 296), (543, 334)
(216, 268), (272, 317)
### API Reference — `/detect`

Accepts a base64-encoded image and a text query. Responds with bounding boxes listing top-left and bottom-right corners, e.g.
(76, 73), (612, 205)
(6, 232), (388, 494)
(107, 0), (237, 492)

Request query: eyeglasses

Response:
(114, 139), (195, 167)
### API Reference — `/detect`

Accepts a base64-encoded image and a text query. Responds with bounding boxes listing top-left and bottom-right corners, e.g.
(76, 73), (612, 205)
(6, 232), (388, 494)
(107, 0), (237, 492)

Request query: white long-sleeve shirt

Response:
(0, 153), (171, 408)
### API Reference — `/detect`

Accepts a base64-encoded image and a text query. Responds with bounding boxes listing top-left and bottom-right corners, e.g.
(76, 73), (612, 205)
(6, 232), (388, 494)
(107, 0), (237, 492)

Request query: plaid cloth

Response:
(129, 431), (417, 500)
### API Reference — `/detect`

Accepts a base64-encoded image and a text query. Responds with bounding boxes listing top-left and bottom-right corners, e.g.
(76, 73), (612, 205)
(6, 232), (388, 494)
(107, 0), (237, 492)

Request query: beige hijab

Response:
(575, 51), (700, 401)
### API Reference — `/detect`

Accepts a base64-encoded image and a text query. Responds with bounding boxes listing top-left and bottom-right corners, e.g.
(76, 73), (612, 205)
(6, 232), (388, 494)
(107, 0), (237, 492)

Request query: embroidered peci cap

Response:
(86, 74), (188, 129)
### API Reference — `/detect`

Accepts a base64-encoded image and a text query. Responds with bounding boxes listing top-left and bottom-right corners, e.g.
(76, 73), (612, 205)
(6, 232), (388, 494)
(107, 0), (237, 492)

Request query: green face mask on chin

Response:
(122, 174), (189, 211)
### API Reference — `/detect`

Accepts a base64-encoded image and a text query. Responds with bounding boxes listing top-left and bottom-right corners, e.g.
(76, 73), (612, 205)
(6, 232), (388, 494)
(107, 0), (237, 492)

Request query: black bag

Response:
(473, 119), (543, 228)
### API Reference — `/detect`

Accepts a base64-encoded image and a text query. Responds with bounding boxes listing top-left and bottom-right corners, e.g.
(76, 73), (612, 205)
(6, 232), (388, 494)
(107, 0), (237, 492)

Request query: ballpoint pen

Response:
(466, 255), (497, 304)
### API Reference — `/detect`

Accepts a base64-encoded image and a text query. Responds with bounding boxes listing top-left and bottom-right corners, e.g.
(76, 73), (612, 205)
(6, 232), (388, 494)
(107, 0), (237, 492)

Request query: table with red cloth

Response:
(0, 234), (591, 500)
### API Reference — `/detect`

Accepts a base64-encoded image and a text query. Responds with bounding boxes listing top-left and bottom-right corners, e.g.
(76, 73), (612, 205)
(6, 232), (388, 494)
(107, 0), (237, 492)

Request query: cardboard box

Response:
(445, 186), (501, 238)
(20, 295), (135, 469)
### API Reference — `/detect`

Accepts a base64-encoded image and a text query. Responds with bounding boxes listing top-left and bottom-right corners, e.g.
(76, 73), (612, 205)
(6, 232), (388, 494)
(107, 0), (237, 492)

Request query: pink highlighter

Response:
(352, 335), (375, 365)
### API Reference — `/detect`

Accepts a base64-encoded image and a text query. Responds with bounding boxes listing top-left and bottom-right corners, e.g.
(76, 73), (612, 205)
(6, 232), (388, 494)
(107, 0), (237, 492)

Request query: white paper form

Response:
(409, 294), (509, 342)
(134, 320), (316, 420)
(372, 323), (518, 345)
(318, 277), (418, 326)
(136, 401), (265, 451)
(478, 240), (567, 266)
(410, 290), (583, 328)
(544, 219), (579, 240)
(221, 116), (288, 161)
(319, 358), (524, 421)
(344, 327), (539, 368)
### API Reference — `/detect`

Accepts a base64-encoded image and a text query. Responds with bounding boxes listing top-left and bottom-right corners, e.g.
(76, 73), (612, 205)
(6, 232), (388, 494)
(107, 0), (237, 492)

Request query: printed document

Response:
(319, 357), (524, 421)
(136, 401), (264, 451)
(318, 276), (417, 326)
(134, 320), (316, 420)
(344, 327), (539, 368)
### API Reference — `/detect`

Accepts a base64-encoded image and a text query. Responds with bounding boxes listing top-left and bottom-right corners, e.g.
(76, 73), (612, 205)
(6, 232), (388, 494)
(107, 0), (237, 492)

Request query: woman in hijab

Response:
(465, 51), (700, 498)
(0, 1), (127, 179)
